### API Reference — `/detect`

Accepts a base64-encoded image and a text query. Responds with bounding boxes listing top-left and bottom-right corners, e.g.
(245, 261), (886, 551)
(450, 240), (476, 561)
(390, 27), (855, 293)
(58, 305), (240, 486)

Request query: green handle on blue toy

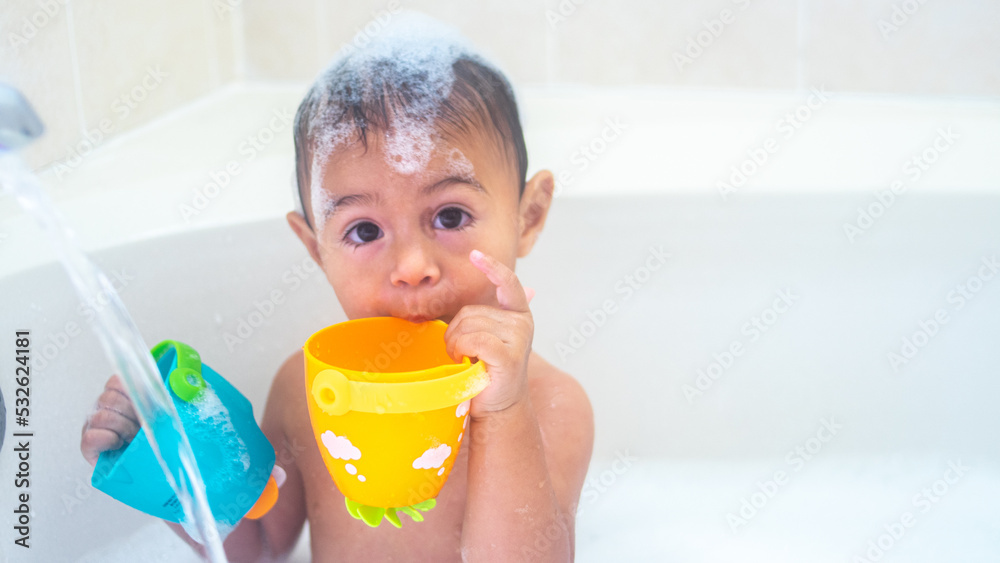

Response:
(151, 340), (207, 402)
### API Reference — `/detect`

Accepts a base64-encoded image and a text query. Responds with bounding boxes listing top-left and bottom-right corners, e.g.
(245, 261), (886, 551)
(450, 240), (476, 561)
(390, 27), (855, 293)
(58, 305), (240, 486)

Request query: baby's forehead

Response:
(315, 126), (506, 186)
(302, 105), (519, 232)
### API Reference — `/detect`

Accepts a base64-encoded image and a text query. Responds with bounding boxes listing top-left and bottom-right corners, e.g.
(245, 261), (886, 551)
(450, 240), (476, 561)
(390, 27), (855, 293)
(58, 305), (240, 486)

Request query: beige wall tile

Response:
(407, 0), (548, 84)
(70, 0), (216, 135)
(243, 0), (321, 81)
(806, 0), (1000, 96)
(206, 0), (240, 82)
(0, 0), (82, 169)
(3, 0), (995, 180)
(307, 0), (548, 86)
(548, 0), (799, 89)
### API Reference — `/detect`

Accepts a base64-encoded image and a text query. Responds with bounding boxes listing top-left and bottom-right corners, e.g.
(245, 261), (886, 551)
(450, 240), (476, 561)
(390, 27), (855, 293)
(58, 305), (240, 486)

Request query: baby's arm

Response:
(462, 369), (593, 561)
(80, 357), (308, 562)
(444, 250), (595, 561)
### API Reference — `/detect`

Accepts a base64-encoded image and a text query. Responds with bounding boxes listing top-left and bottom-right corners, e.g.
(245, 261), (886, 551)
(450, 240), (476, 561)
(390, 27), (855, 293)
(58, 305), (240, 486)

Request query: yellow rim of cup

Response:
(305, 320), (489, 416)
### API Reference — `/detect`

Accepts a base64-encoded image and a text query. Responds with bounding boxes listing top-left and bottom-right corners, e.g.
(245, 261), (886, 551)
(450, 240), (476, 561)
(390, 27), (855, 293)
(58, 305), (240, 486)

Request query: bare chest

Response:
(296, 422), (471, 562)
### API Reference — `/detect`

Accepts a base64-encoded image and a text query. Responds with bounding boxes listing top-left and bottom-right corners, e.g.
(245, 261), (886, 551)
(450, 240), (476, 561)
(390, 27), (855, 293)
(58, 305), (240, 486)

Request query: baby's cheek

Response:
(327, 272), (364, 313)
(453, 271), (494, 305)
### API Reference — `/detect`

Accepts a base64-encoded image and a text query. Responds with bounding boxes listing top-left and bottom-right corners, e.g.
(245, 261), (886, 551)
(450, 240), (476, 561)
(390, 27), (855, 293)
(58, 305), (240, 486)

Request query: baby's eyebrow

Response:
(325, 192), (381, 222)
(325, 176), (486, 221)
(421, 176), (487, 197)
(333, 192), (380, 209)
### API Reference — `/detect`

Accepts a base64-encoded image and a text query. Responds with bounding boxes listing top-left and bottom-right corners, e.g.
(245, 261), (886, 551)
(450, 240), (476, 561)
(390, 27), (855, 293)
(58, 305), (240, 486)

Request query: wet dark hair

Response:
(292, 56), (528, 230)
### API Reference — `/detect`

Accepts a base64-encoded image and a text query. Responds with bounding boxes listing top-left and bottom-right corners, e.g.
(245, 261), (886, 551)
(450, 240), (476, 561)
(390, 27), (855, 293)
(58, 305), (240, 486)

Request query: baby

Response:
(80, 13), (593, 562)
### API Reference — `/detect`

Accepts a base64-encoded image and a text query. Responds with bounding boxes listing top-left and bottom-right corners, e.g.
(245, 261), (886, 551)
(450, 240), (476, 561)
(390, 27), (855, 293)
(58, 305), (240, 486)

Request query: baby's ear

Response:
(517, 170), (555, 258)
(286, 211), (323, 267)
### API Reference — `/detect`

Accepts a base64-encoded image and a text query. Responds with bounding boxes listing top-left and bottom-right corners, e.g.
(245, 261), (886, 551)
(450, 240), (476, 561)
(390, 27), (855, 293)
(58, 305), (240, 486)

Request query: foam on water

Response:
(184, 382), (252, 475)
(0, 152), (230, 562)
(173, 383), (254, 542)
(301, 11), (492, 233)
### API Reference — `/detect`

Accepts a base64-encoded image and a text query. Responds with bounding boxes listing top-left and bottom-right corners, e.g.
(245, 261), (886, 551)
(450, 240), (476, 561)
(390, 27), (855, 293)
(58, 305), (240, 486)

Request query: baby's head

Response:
(287, 13), (553, 324)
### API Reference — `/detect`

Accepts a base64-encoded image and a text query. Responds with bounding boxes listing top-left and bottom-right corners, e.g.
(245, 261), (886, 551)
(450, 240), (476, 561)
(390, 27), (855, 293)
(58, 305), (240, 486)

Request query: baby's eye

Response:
(433, 207), (473, 230)
(344, 221), (383, 245)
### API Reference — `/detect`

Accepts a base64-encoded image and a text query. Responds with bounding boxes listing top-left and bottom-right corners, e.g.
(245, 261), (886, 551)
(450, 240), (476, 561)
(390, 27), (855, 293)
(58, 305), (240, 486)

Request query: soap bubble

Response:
(178, 383), (251, 487)
(298, 11), (497, 233)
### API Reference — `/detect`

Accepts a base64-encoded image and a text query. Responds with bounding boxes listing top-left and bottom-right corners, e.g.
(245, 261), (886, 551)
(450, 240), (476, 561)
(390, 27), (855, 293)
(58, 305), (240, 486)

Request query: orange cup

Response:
(303, 317), (488, 527)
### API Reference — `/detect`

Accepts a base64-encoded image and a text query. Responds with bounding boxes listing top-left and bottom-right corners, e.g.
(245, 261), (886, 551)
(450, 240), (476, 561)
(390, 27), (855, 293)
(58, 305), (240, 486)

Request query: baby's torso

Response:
(282, 352), (473, 562)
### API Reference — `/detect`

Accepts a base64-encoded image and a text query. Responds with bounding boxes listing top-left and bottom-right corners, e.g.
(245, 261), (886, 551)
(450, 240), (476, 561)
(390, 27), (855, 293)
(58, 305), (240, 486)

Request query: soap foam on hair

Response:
(304, 11), (486, 233)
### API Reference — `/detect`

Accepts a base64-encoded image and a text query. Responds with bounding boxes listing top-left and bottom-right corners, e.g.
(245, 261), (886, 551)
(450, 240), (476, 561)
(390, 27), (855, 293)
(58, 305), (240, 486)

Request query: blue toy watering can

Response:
(91, 340), (278, 526)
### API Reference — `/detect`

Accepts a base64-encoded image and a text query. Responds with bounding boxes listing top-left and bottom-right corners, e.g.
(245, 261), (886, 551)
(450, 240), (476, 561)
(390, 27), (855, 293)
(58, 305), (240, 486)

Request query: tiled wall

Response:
(2, 0), (998, 170)
(0, 0), (239, 169)
(235, 0), (1000, 94)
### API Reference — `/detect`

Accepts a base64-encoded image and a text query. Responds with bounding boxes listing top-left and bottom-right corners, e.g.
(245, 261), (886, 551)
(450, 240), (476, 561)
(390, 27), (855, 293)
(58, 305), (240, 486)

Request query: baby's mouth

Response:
(390, 304), (452, 324)
(390, 311), (455, 324)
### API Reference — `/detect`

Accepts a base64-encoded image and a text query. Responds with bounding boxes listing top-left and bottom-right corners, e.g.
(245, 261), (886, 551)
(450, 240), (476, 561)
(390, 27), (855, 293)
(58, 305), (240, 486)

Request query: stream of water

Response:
(0, 152), (229, 562)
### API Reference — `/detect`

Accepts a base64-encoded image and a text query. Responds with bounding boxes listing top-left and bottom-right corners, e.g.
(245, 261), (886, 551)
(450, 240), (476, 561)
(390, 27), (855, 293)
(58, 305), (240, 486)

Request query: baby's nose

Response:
(389, 240), (440, 287)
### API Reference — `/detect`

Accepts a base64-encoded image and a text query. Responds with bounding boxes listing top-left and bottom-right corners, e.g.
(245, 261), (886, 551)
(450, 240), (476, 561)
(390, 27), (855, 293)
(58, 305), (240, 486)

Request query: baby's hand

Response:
(81, 375), (141, 467)
(444, 249), (535, 419)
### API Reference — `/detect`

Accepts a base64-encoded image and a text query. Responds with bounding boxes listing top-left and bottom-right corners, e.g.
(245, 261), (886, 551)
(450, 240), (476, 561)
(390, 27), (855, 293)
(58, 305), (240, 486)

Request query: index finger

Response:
(469, 249), (530, 312)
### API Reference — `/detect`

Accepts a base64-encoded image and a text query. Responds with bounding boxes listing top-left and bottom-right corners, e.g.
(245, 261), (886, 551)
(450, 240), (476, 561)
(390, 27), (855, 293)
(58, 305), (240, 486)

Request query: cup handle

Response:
(312, 369), (352, 416)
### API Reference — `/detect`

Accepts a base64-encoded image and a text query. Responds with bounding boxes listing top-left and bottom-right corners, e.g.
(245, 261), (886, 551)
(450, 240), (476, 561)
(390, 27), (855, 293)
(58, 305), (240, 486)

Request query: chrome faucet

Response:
(0, 84), (44, 151)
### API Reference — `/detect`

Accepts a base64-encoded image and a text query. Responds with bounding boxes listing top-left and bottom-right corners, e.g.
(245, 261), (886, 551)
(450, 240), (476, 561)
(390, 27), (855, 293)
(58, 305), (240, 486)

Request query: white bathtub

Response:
(1, 85), (999, 562)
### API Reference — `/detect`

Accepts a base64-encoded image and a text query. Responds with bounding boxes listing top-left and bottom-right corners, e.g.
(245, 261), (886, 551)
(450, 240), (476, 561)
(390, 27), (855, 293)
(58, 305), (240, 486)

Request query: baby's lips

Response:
(524, 286), (535, 304)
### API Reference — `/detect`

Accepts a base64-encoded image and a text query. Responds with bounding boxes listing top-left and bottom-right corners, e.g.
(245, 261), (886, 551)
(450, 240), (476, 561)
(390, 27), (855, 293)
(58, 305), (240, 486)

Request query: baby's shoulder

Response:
(267, 349), (305, 405)
(525, 352), (594, 496)
(526, 352), (593, 422)
(260, 349), (308, 431)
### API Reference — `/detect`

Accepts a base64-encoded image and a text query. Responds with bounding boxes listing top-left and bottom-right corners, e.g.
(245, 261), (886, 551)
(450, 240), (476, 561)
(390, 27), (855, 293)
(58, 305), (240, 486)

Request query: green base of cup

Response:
(344, 497), (437, 528)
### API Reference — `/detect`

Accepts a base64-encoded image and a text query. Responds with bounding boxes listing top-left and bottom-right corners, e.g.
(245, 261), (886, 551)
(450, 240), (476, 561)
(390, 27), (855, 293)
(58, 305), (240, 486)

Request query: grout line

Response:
(514, 82), (1000, 108)
(203, 0), (221, 87)
(544, 0), (557, 85)
(64, 0), (87, 134)
(796, 0), (808, 92)
(232, 1), (247, 80)
(316, 0), (327, 69)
